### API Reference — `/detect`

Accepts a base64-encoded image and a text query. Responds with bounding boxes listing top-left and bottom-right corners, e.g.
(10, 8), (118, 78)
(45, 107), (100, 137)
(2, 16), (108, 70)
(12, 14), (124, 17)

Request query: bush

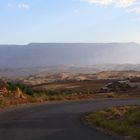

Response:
(7, 82), (34, 96)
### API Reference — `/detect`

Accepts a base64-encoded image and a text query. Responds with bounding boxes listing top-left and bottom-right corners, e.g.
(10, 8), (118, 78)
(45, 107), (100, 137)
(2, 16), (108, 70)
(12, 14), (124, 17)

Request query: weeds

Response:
(86, 105), (140, 140)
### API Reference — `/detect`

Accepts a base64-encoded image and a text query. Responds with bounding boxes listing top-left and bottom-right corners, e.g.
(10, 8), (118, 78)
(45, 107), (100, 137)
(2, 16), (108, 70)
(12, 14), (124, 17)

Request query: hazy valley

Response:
(1, 1), (140, 139)
(0, 43), (140, 109)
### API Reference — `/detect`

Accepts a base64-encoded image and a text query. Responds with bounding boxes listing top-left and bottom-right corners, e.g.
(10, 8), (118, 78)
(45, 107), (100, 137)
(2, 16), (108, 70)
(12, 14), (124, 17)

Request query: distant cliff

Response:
(0, 42), (140, 68)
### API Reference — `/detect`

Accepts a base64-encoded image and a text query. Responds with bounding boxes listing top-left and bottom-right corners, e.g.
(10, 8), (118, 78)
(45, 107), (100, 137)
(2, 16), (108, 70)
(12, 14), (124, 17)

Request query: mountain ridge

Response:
(0, 42), (140, 69)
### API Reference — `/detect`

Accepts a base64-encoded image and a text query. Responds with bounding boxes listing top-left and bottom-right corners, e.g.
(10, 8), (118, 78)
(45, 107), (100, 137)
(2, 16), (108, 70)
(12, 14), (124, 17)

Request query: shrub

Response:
(7, 82), (34, 96)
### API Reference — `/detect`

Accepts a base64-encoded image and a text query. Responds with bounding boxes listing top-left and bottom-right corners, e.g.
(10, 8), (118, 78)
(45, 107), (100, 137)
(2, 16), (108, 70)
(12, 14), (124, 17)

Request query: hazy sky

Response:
(0, 0), (140, 44)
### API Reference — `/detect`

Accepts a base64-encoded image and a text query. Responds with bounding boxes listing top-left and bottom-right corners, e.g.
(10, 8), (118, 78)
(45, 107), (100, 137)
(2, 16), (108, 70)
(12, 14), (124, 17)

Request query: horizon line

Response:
(0, 41), (139, 46)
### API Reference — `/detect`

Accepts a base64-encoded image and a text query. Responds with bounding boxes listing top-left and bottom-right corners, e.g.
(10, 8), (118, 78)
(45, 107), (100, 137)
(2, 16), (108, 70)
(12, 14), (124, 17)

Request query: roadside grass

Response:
(0, 80), (139, 109)
(0, 92), (110, 108)
(0, 92), (136, 109)
(0, 99), (5, 108)
(86, 105), (140, 140)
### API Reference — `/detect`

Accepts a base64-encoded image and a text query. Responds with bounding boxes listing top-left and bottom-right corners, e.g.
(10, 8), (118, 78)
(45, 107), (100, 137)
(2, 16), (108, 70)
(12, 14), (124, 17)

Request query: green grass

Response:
(86, 105), (140, 140)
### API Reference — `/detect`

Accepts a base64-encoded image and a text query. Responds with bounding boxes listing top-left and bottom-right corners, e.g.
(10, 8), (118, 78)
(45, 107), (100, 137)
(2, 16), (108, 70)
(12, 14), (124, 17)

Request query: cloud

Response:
(115, 0), (136, 7)
(84, 0), (136, 7)
(8, 3), (30, 9)
(85, 0), (112, 6)
(84, 0), (140, 16)
(128, 6), (140, 13)
(18, 4), (30, 9)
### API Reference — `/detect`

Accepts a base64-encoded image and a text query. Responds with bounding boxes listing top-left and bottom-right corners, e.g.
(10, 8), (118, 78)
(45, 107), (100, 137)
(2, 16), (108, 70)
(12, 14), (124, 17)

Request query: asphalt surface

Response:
(0, 99), (139, 140)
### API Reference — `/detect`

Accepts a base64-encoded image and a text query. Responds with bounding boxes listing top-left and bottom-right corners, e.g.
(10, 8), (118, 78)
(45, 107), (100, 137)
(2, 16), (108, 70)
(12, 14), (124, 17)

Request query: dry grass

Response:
(33, 80), (108, 95)
(86, 105), (140, 140)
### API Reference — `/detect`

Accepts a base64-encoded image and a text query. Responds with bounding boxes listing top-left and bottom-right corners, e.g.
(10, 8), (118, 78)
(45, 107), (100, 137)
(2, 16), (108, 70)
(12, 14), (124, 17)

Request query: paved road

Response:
(0, 99), (139, 140)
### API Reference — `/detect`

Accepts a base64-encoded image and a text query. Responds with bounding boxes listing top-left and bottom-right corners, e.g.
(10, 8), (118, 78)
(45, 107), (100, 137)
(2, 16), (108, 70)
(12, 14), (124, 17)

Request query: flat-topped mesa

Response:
(0, 42), (140, 69)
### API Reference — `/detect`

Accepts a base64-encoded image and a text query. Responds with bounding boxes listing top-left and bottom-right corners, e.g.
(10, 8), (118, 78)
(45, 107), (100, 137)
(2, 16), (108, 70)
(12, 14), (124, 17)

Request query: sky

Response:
(0, 0), (140, 44)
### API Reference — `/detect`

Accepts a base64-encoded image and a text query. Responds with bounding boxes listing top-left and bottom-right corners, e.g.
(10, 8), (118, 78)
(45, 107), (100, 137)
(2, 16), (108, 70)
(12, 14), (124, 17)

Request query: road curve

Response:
(0, 99), (139, 140)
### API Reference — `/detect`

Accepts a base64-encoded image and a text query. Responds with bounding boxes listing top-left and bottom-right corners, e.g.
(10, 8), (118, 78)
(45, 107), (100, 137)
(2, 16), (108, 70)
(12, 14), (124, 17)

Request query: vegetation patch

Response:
(86, 105), (140, 140)
(0, 79), (139, 109)
(7, 82), (35, 96)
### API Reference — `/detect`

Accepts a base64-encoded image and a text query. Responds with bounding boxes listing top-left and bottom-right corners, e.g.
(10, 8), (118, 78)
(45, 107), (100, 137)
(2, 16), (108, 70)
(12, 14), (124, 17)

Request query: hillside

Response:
(1, 64), (140, 78)
(22, 71), (140, 86)
(0, 42), (140, 68)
